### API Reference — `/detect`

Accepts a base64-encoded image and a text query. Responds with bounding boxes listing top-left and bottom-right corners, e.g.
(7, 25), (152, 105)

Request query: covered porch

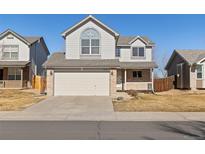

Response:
(116, 68), (154, 91)
(0, 61), (30, 89)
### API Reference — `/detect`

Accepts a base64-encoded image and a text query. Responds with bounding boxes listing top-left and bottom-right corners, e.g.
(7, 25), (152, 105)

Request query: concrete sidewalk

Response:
(0, 111), (205, 121)
(0, 96), (205, 121)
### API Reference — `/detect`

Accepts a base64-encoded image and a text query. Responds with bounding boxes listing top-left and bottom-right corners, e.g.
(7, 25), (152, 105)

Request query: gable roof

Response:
(117, 36), (155, 46)
(0, 29), (50, 55)
(24, 36), (41, 44)
(165, 49), (205, 69)
(61, 15), (120, 38)
(0, 29), (31, 45)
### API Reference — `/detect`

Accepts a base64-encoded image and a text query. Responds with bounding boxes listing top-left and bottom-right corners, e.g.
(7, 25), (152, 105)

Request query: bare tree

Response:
(153, 46), (170, 78)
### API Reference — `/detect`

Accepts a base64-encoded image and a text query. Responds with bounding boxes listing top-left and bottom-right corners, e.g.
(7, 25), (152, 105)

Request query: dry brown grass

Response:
(113, 90), (205, 112)
(0, 89), (46, 111)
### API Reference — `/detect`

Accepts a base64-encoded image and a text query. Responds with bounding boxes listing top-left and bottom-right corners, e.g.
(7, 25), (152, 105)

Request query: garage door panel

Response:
(54, 72), (110, 96)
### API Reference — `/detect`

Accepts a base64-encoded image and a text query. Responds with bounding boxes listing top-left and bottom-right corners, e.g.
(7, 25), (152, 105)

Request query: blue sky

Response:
(1, 14), (205, 75)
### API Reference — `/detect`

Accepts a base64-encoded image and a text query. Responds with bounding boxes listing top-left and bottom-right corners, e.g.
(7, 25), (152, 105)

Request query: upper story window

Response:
(81, 28), (100, 55)
(115, 48), (121, 57)
(196, 65), (203, 79)
(132, 47), (145, 57)
(1, 45), (19, 60)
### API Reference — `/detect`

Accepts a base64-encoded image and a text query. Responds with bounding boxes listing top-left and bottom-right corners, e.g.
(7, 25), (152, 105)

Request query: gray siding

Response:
(167, 53), (190, 89)
(167, 54), (187, 76)
(30, 40), (48, 76)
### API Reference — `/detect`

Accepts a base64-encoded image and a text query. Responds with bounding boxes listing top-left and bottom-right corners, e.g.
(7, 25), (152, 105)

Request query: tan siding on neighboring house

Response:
(196, 80), (203, 89)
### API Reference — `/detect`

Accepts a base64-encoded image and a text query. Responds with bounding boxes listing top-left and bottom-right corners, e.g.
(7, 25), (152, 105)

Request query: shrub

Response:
(127, 90), (139, 97)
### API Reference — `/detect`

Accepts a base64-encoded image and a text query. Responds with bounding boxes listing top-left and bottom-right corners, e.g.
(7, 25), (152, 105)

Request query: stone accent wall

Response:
(46, 69), (54, 96)
(110, 69), (117, 96)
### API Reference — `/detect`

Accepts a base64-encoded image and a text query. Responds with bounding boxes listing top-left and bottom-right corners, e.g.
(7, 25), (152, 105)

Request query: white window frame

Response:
(8, 68), (21, 80)
(133, 71), (142, 78)
(80, 28), (100, 55)
(115, 48), (121, 58)
(1, 45), (19, 60)
(131, 47), (145, 57)
(196, 64), (204, 79)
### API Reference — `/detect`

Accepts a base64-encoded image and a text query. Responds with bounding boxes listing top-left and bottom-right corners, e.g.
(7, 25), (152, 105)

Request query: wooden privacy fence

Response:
(154, 76), (175, 92)
(32, 75), (46, 93)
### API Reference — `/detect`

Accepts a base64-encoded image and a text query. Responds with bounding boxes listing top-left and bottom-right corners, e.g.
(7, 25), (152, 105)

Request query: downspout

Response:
(151, 68), (155, 94)
(34, 42), (37, 75)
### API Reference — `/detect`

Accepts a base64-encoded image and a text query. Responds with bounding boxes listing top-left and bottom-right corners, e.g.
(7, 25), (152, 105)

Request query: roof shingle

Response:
(176, 50), (205, 64)
(117, 36), (154, 46)
(43, 52), (157, 69)
(0, 61), (30, 67)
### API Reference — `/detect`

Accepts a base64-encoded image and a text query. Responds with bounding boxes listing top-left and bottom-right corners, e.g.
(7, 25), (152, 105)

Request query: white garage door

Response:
(54, 72), (110, 96)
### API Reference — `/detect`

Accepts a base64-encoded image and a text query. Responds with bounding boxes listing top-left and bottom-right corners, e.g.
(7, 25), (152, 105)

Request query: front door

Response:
(0, 69), (3, 80)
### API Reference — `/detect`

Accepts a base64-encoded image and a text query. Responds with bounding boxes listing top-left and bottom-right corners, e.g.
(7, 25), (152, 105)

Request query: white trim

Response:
(151, 68), (154, 91)
(124, 69), (127, 90)
(197, 57), (205, 64)
(80, 28), (101, 55)
(61, 15), (119, 37)
(196, 64), (204, 80)
(131, 46), (146, 58)
(128, 36), (149, 45)
(0, 29), (31, 46)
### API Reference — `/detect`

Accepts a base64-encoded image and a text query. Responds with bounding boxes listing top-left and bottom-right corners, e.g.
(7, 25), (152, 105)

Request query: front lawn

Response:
(113, 90), (205, 112)
(0, 89), (46, 111)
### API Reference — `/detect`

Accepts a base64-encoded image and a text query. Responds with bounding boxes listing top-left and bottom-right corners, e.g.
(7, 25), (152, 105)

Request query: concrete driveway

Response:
(23, 96), (115, 120)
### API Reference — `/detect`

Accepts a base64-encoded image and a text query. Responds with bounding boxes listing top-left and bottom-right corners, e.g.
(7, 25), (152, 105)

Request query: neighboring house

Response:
(43, 15), (157, 96)
(0, 29), (50, 89)
(165, 49), (205, 90)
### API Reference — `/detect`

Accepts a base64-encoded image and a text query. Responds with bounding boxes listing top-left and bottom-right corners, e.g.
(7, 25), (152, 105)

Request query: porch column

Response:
(124, 69), (127, 90)
(21, 68), (23, 88)
(150, 68), (154, 91)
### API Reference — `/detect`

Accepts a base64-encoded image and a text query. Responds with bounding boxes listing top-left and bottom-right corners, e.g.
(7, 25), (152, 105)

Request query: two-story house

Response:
(43, 15), (157, 96)
(0, 29), (49, 88)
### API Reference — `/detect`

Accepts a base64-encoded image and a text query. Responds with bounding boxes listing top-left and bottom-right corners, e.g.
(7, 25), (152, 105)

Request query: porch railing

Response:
(0, 80), (22, 88)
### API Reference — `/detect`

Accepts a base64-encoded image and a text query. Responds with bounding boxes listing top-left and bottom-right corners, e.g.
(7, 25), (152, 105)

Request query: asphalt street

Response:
(0, 121), (204, 139)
